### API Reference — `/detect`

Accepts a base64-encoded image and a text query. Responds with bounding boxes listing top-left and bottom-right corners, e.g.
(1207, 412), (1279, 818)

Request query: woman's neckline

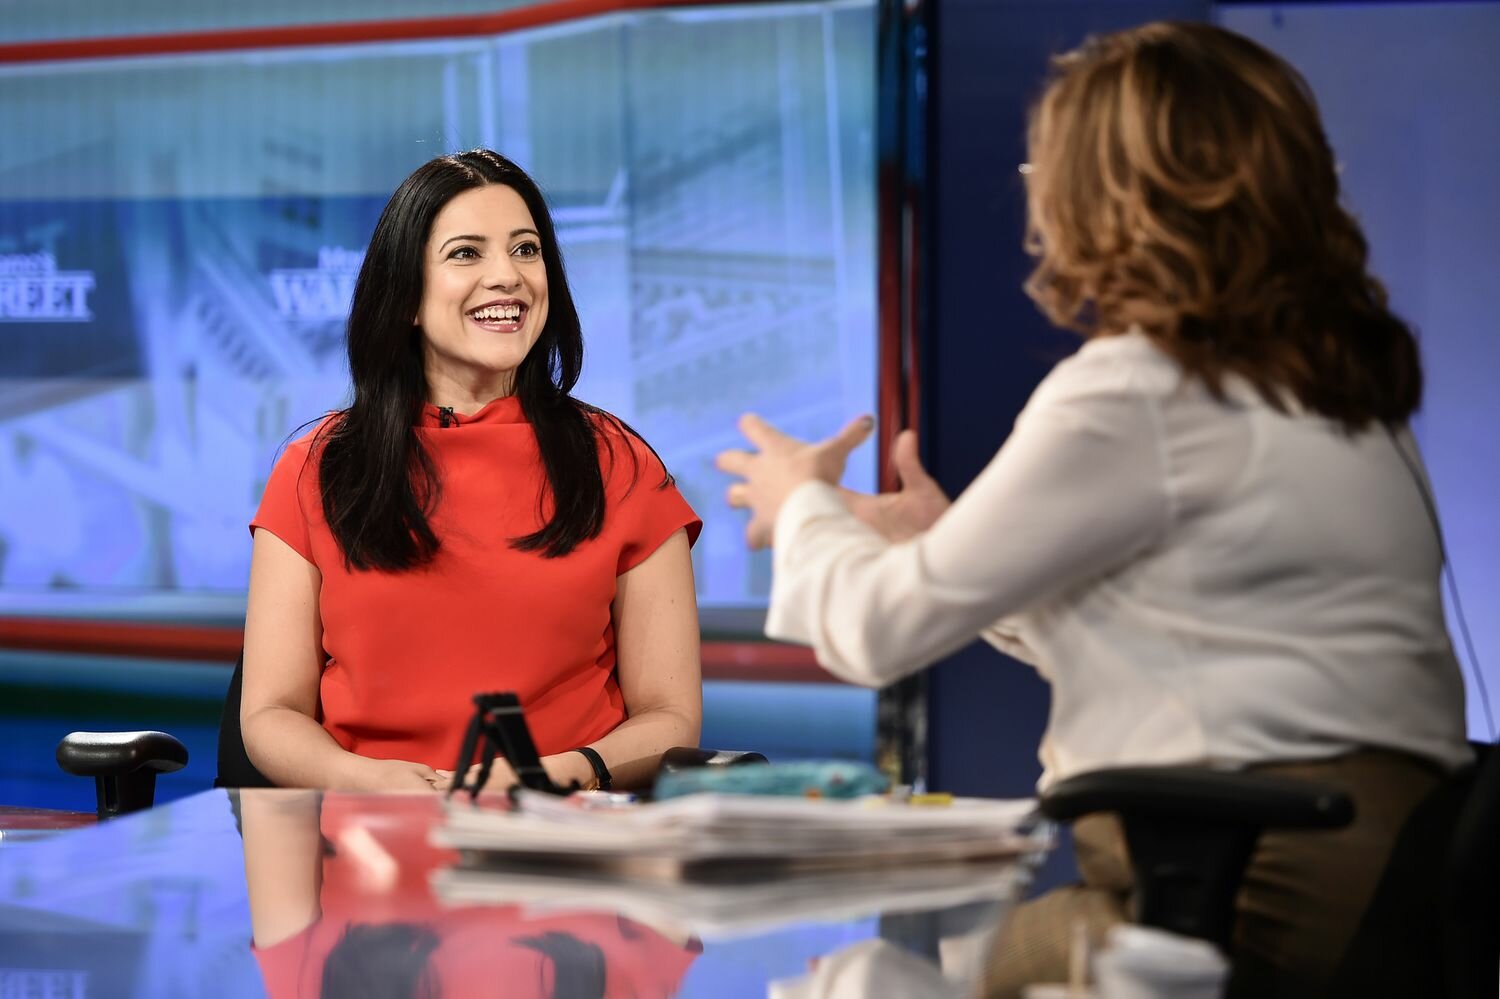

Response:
(417, 394), (527, 428)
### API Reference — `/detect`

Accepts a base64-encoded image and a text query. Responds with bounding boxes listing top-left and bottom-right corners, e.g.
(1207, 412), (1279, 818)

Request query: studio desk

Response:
(0, 788), (1047, 998)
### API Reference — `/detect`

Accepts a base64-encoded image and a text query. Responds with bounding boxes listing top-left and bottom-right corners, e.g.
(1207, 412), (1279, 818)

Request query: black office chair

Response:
(211, 653), (274, 789)
(1036, 766), (1354, 952)
(1323, 740), (1499, 998)
(57, 654), (767, 819)
(1442, 742), (1500, 997)
(1037, 745), (1500, 997)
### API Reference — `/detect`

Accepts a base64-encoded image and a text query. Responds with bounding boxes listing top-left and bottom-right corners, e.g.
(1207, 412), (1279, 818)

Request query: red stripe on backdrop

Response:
(0, 617), (245, 661)
(0, 0), (758, 65)
(0, 616), (836, 683)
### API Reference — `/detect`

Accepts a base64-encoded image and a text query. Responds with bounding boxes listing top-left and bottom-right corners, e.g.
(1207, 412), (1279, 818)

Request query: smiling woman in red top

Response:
(241, 150), (702, 793)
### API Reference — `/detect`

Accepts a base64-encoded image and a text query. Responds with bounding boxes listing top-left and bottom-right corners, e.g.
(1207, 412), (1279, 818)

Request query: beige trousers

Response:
(981, 750), (1448, 998)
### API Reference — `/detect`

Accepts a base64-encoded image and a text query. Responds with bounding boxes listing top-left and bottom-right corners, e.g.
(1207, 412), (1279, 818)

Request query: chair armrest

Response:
(658, 747), (769, 774)
(1037, 765), (1354, 950)
(56, 731), (189, 820)
(56, 731), (189, 779)
(1037, 765), (1353, 829)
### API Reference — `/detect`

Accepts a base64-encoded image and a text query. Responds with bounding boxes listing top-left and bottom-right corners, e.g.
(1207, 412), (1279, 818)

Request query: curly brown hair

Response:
(1023, 21), (1421, 430)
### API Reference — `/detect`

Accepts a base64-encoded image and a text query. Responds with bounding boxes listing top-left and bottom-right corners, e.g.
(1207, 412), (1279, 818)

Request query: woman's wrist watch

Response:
(571, 746), (612, 791)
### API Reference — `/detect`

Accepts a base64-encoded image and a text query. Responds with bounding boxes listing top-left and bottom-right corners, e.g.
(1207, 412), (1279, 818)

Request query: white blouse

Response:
(766, 330), (1471, 787)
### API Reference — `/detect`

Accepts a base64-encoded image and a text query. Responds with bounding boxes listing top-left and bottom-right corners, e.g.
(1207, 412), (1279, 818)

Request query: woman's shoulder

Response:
(1013, 330), (1192, 441)
(273, 412), (345, 464)
(1043, 328), (1183, 397)
(258, 414), (346, 506)
(576, 404), (676, 500)
(1045, 329), (1288, 414)
(581, 405), (662, 459)
(581, 403), (639, 439)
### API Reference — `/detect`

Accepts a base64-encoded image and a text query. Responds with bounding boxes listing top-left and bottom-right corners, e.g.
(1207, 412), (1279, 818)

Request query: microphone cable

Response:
(1388, 427), (1496, 741)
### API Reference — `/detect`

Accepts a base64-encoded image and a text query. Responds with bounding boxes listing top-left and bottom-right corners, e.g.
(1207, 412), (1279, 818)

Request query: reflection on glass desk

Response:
(0, 789), (1047, 998)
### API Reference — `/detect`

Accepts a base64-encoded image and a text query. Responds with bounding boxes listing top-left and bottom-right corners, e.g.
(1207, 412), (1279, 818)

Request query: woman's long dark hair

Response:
(317, 150), (643, 571)
(319, 925), (606, 999)
(322, 924), (440, 999)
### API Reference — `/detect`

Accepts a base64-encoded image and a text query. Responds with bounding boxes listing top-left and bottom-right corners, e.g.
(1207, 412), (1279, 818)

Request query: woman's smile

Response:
(466, 298), (528, 334)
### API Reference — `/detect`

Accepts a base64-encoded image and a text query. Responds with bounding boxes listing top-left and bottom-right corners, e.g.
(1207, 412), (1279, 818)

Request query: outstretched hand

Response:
(839, 429), (950, 543)
(715, 413), (875, 549)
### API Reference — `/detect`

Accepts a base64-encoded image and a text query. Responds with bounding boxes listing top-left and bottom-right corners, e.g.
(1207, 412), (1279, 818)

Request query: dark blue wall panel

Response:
(920, 1), (1210, 805)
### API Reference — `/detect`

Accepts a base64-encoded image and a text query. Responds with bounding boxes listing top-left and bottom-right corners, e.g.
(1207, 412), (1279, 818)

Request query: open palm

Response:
(716, 413), (876, 549)
(840, 430), (950, 542)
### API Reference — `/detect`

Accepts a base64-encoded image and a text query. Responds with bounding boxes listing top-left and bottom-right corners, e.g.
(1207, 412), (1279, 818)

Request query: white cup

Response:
(1091, 926), (1228, 999)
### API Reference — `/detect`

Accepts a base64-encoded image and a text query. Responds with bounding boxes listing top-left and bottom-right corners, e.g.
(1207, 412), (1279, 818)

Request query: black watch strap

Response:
(572, 746), (612, 791)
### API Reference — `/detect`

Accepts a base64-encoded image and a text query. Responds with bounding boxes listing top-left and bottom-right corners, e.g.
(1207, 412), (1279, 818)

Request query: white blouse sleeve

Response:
(764, 373), (1174, 687)
(979, 620), (1036, 665)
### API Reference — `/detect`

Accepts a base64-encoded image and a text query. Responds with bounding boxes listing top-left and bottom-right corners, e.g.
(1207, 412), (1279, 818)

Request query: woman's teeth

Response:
(470, 305), (522, 321)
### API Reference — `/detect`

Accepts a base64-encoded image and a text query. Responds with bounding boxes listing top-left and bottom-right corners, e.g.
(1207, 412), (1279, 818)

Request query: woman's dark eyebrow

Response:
(438, 229), (540, 251)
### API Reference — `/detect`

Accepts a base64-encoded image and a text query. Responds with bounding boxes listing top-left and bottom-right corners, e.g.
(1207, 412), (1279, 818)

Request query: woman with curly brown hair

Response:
(715, 20), (1471, 996)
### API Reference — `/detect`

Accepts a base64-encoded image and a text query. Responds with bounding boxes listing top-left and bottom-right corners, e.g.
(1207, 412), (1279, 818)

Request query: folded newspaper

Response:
(433, 791), (1048, 882)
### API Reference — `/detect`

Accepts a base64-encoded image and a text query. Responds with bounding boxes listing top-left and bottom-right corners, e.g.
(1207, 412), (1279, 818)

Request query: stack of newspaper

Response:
(429, 791), (1049, 934)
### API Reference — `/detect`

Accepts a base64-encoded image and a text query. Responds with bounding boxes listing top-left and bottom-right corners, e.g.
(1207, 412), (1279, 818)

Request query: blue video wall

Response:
(0, 1), (879, 625)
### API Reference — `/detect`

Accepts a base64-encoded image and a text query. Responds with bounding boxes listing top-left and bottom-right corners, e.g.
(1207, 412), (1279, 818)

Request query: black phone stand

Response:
(448, 692), (576, 800)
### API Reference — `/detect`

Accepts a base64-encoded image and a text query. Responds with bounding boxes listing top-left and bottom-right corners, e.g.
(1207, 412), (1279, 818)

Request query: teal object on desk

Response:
(653, 760), (890, 800)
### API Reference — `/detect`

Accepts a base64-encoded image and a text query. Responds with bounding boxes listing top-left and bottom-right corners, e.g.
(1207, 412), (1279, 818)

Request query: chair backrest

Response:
(1328, 740), (1499, 997)
(215, 654), (275, 789)
(1443, 741), (1500, 996)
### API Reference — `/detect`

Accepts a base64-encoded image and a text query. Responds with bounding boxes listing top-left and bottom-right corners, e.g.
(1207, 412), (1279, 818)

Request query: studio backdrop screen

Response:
(0, 1), (878, 626)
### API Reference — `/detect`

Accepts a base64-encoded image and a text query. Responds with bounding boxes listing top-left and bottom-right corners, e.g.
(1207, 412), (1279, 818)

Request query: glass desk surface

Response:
(0, 789), (1043, 998)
